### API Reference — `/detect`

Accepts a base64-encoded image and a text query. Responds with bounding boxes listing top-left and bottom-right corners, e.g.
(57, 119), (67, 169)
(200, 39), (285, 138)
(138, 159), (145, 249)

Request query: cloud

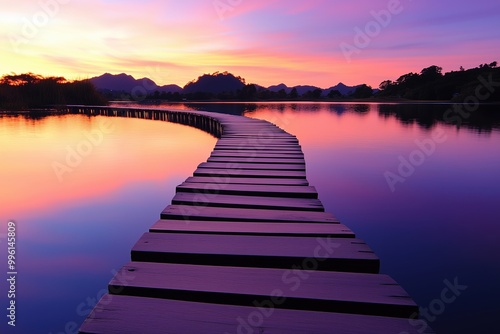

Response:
(1, 0), (499, 88)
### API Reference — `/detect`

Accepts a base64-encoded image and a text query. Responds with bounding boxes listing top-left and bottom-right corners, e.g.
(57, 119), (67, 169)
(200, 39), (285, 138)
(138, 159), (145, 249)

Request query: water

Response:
(1, 103), (499, 333)
(0, 114), (217, 333)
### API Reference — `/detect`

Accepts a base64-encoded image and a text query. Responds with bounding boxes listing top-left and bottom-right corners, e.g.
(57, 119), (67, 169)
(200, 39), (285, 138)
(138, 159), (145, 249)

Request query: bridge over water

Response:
(60, 106), (432, 334)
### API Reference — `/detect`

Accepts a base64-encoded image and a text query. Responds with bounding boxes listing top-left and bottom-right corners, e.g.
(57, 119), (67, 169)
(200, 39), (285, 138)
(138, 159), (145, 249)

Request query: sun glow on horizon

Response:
(1, 0), (499, 88)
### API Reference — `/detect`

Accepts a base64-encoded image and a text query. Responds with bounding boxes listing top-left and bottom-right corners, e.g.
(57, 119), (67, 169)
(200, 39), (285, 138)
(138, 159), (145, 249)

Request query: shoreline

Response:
(110, 99), (500, 105)
(2, 100), (500, 114)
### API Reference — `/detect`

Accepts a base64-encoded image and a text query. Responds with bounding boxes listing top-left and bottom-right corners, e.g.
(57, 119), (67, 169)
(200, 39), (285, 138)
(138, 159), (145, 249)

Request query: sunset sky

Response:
(1, 0), (499, 89)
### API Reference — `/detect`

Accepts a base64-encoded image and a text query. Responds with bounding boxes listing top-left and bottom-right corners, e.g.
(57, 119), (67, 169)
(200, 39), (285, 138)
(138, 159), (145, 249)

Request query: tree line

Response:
(128, 84), (374, 102)
(0, 73), (107, 110)
(377, 62), (500, 101)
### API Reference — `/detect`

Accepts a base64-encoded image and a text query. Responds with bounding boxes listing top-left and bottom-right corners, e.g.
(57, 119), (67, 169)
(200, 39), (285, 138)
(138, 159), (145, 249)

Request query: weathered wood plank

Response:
(224, 131), (297, 139)
(184, 176), (310, 186)
(161, 205), (339, 223)
(198, 162), (306, 171)
(218, 137), (299, 143)
(172, 193), (324, 211)
(210, 151), (305, 158)
(215, 141), (300, 151)
(176, 183), (318, 198)
(194, 168), (307, 179)
(217, 139), (299, 145)
(132, 233), (379, 273)
(214, 145), (303, 152)
(207, 157), (306, 165)
(80, 295), (434, 334)
(150, 220), (355, 237)
(109, 262), (417, 318)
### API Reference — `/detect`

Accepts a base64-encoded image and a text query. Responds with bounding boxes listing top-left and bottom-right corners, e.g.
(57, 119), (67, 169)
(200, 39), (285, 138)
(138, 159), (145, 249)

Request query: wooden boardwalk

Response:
(64, 106), (432, 334)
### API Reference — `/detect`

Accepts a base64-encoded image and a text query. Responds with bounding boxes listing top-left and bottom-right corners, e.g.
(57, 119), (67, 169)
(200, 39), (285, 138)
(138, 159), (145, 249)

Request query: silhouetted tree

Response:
(290, 87), (298, 99)
(327, 89), (342, 98)
(239, 84), (257, 100)
(420, 65), (443, 82)
(379, 80), (393, 91)
(375, 63), (500, 102)
(312, 88), (323, 99)
(352, 84), (373, 98)
(0, 73), (107, 110)
(277, 89), (287, 99)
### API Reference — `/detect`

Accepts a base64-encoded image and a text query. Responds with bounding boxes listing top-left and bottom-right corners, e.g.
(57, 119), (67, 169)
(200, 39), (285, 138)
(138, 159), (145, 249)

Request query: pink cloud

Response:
(1, 0), (499, 88)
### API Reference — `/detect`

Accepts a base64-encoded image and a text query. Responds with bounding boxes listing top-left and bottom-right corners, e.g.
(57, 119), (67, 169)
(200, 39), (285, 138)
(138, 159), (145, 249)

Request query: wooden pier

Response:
(63, 106), (432, 334)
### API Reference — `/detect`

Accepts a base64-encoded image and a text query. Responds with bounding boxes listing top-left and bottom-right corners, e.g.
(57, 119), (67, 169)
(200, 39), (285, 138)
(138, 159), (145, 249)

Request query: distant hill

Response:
(183, 72), (246, 94)
(325, 83), (361, 96)
(267, 83), (291, 94)
(90, 73), (182, 93)
(267, 82), (363, 96)
(89, 71), (374, 100)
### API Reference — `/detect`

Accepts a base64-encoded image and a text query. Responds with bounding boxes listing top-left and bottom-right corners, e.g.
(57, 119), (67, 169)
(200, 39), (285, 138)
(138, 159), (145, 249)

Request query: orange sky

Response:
(1, 0), (499, 88)
(0, 115), (216, 221)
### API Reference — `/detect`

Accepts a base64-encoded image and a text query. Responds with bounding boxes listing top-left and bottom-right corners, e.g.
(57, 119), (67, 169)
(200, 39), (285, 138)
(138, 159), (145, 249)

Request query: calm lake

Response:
(1, 102), (499, 333)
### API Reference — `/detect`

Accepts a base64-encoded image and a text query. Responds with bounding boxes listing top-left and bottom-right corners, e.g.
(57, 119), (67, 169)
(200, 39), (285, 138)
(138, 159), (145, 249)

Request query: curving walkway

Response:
(63, 106), (433, 334)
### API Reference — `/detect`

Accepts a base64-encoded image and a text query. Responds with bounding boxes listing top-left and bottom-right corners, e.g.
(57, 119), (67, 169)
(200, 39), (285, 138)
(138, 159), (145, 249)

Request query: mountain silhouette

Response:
(326, 82), (361, 96)
(267, 82), (362, 96)
(183, 72), (246, 94)
(89, 72), (365, 97)
(90, 73), (182, 93)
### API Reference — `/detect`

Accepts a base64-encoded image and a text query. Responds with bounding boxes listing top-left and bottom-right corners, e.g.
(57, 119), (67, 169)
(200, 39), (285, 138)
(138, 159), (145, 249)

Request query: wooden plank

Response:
(198, 162), (306, 171)
(160, 205), (339, 223)
(176, 183), (318, 198)
(221, 130), (292, 135)
(214, 145), (303, 152)
(218, 137), (299, 142)
(131, 233), (379, 273)
(217, 139), (300, 148)
(109, 262), (417, 318)
(194, 168), (307, 179)
(172, 193), (324, 211)
(221, 134), (296, 139)
(80, 295), (434, 334)
(217, 138), (299, 145)
(150, 220), (355, 237)
(185, 176), (310, 186)
(220, 129), (286, 132)
(207, 157), (306, 164)
(210, 152), (305, 159)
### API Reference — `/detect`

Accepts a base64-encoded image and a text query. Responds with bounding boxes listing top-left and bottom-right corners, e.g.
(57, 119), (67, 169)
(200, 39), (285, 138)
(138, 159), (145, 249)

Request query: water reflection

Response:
(2, 103), (499, 334)
(0, 113), (217, 334)
(378, 103), (500, 132)
(116, 101), (500, 133)
(242, 104), (500, 334)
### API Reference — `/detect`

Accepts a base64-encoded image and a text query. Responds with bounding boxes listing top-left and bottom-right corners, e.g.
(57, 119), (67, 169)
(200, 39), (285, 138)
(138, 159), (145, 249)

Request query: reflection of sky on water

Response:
(0, 114), (216, 333)
(1, 104), (499, 333)
(246, 104), (500, 333)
